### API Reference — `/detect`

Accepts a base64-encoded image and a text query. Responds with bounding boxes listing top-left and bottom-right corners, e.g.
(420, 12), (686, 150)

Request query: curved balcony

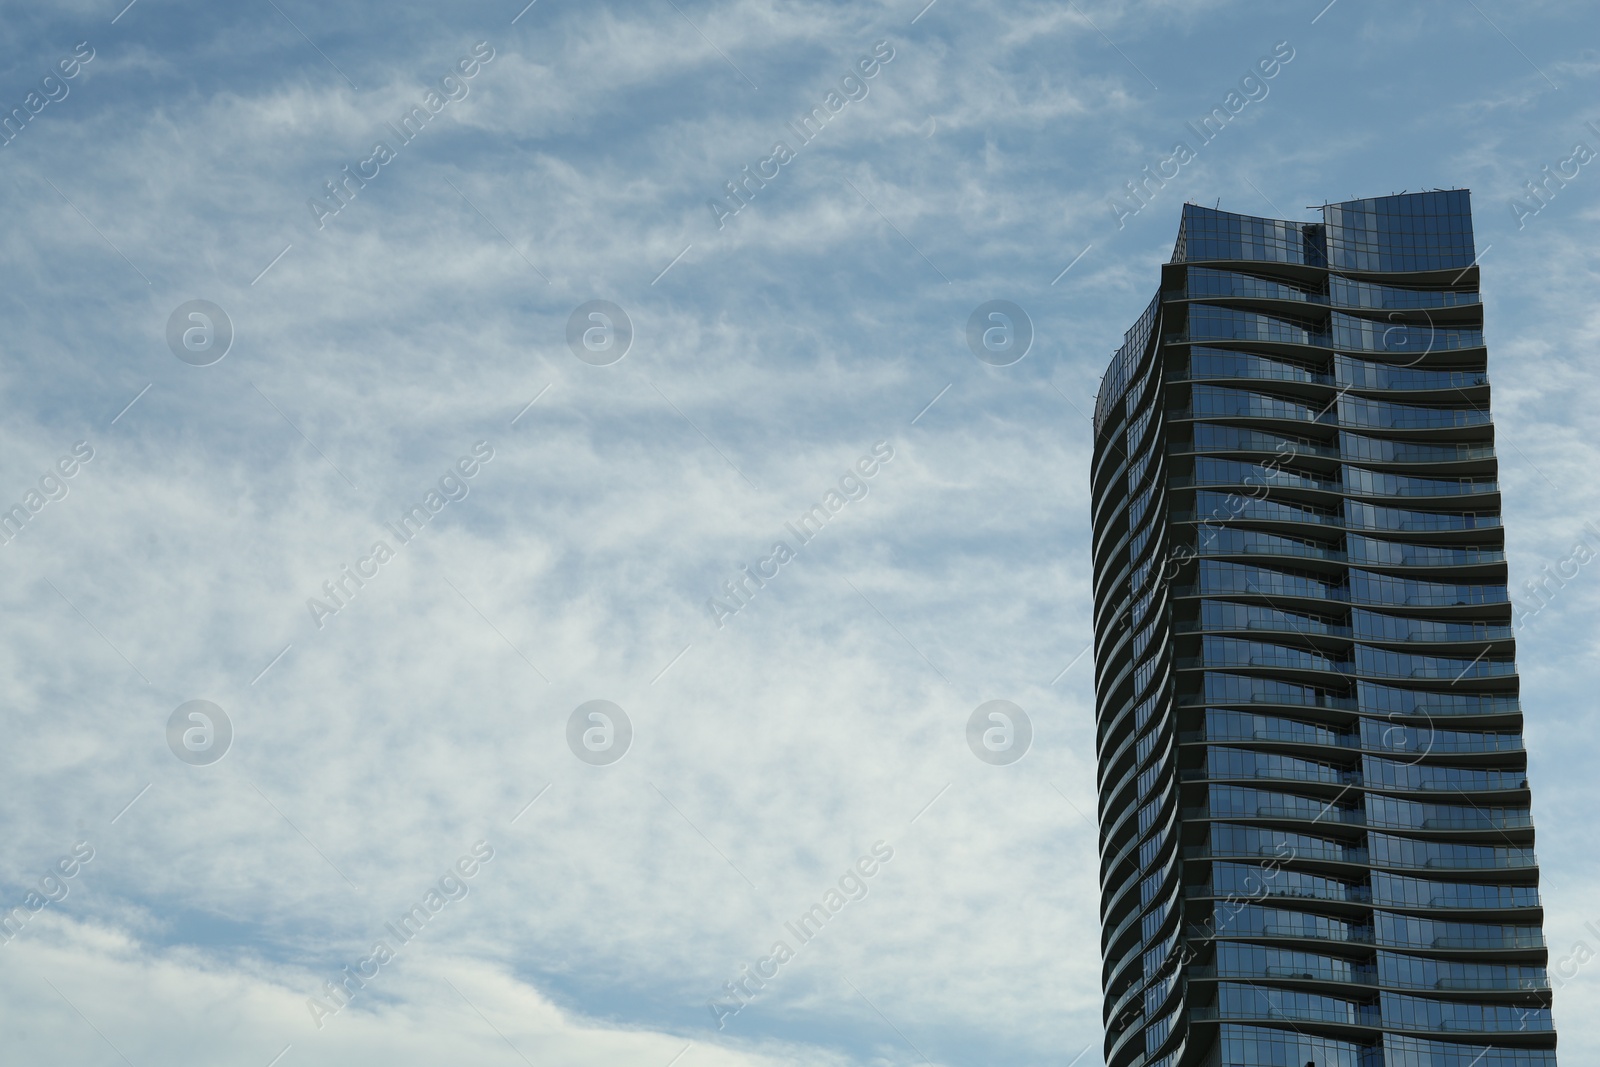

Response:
(1340, 435), (1498, 467)
(1371, 850), (1536, 875)
(1177, 467), (1340, 494)
(1177, 500), (1345, 532)
(1186, 840), (1370, 869)
(1358, 684), (1521, 720)
(1345, 504), (1502, 535)
(1191, 964), (1550, 995)
(1178, 601), (1352, 641)
(1346, 539), (1505, 569)
(1182, 267), (1324, 305)
(1185, 801), (1366, 827)
(1349, 586), (1508, 609)
(1338, 396), (1491, 432)
(1189, 997), (1381, 1030)
(1432, 975), (1551, 991)
(1425, 931), (1547, 951)
(1171, 310), (1487, 360)
(1341, 468), (1499, 499)
(1369, 809), (1533, 833)
(1184, 424), (1341, 460)
(1187, 922), (1374, 947)
(1328, 275), (1479, 312)
(1178, 692), (1357, 714)
(1334, 352), (1488, 390)
(1191, 962), (1379, 989)
(1185, 878), (1373, 907)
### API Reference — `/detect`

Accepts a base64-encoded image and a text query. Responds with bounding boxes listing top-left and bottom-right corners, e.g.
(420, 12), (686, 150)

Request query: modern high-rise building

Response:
(1089, 191), (1558, 1067)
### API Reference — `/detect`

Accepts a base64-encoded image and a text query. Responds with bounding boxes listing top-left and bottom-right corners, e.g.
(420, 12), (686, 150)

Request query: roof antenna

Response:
(1215, 198), (1221, 210)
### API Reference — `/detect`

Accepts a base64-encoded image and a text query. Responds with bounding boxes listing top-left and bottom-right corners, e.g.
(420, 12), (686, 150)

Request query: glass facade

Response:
(1090, 192), (1557, 1067)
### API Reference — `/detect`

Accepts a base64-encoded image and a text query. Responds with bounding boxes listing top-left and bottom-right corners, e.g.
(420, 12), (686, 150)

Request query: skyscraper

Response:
(1089, 191), (1558, 1067)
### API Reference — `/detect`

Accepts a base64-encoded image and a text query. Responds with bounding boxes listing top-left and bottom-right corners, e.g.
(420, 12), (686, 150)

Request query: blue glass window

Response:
(1340, 432), (1494, 464)
(1193, 384), (1330, 423)
(1211, 857), (1363, 902)
(1368, 832), (1534, 872)
(1371, 872), (1541, 911)
(1358, 720), (1521, 758)
(1369, 908), (1542, 953)
(1380, 990), (1551, 1033)
(1329, 275), (1478, 310)
(1349, 569), (1506, 607)
(1324, 191), (1475, 272)
(1174, 205), (1320, 265)
(1330, 312), (1482, 353)
(1195, 457), (1333, 490)
(1338, 395), (1489, 430)
(1216, 941), (1364, 983)
(1353, 644), (1514, 681)
(1376, 949), (1547, 992)
(1334, 353), (1488, 391)
(1211, 823), (1358, 865)
(1342, 466), (1495, 498)
(1344, 500), (1499, 533)
(1203, 748), (1344, 790)
(1205, 670), (1351, 710)
(1361, 756), (1525, 792)
(1383, 1033), (1555, 1066)
(1352, 609), (1509, 643)
(1357, 681), (1518, 718)
(1214, 982), (1374, 1026)
(1215, 1024), (1377, 1066)
(1365, 794), (1528, 832)
(1197, 490), (1339, 527)
(1200, 560), (1344, 600)
(1204, 707), (1354, 748)
(1346, 537), (1503, 567)
(1202, 635), (1342, 673)
(1189, 345), (1327, 384)
(1198, 526), (1340, 563)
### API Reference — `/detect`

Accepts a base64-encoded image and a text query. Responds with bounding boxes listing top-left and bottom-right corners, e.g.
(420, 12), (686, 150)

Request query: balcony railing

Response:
(1185, 880), (1372, 904)
(1355, 623), (1514, 644)
(1175, 655), (1348, 674)
(1434, 975), (1551, 991)
(1336, 367), (1491, 392)
(1180, 689), (1359, 711)
(1185, 583), (1352, 602)
(1181, 765), (1358, 787)
(1386, 811), (1534, 831)
(1343, 442), (1498, 464)
(1414, 851), (1537, 871)
(1349, 546), (1507, 567)
(1353, 589), (1509, 607)
(1173, 507), (1344, 528)
(1363, 694), (1522, 718)
(1179, 727), (1359, 749)
(1412, 775), (1529, 791)
(1431, 932), (1546, 950)
(1199, 541), (1347, 564)
(1256, 804), (1364, 824)
(1184, 843), (1371, 866)
(1186, 434), (1343, 459)
(1174, 473), (1339, 492)
(1176, 616), (1353, 639)
(1190, 964), (1378, 986)
(1354, 514), (1504, 533)
(1186, 923), (1375, 945)
(1189, 1002), (1383, 1027)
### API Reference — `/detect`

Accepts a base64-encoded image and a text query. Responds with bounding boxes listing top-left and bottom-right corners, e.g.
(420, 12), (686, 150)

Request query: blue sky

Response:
(1, 0), (1598, 1063)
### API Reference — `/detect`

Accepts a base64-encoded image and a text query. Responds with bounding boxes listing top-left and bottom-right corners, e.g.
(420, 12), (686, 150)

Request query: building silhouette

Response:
(1089, 191), (1557, 1066)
